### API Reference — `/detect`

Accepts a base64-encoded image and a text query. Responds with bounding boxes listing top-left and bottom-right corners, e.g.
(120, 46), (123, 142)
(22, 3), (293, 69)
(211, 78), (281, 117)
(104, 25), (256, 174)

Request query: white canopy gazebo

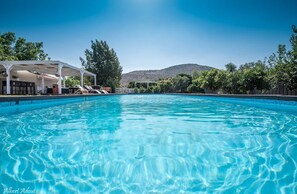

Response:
(0, 60), (96, 95)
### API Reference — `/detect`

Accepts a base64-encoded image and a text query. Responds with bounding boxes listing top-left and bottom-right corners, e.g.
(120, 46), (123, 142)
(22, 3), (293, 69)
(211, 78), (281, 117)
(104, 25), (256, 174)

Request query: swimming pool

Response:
(1, 94), (297, 193)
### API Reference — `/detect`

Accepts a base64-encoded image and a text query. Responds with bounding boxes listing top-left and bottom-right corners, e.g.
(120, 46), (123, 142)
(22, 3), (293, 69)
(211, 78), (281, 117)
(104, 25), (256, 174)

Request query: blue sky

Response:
(0, 0), (296, 73)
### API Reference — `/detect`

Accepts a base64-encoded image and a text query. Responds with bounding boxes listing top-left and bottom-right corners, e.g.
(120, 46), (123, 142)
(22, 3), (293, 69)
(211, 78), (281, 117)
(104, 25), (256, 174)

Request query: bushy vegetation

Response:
(80, 40), (122, 92)
(129, 25), (297, 94)
(65, 77), (80, 87)
(0, 32), (48, 60)
(64, 77), (91, 87)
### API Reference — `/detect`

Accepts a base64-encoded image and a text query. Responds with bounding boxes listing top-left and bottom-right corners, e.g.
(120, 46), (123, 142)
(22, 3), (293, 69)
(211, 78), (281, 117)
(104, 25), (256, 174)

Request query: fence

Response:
(259, 84), (297, 95)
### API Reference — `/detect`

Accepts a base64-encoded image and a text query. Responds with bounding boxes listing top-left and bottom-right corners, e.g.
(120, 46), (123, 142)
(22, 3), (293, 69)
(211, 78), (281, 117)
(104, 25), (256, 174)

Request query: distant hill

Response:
(121, 63), (213, 86)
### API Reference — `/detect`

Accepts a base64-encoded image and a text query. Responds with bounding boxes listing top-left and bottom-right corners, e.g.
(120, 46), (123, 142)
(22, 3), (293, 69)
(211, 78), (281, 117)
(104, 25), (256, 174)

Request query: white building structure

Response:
(0, 60), (96, 95)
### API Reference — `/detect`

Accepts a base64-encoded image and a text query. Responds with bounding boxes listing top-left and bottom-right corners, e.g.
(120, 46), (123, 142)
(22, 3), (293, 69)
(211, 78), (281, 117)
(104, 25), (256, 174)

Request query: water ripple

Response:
(0, 95), (297, 193)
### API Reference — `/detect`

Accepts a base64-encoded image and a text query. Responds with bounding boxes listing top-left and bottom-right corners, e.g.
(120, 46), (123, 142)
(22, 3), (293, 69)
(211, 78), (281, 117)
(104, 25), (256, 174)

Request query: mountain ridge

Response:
(121, 63), (213, 86)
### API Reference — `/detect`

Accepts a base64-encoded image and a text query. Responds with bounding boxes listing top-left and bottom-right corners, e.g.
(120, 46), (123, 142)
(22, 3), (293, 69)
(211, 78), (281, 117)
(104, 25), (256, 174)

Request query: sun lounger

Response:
(75, 85), (89, 94)
(100, 90), (108, 94)
(85, 85), (101, 94)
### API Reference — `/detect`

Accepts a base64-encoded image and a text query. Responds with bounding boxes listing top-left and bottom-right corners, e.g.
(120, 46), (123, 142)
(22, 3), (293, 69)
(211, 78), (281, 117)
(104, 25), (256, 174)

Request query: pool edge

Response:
(0, 93), (296, 104)
(168, 93), (297, 101)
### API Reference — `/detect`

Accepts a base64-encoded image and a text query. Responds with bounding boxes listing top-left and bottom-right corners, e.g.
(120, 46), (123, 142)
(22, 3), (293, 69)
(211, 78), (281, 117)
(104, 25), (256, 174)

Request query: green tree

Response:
(286, 25), (297, 90)
(238, 61), (270, 93)
(134, 88), (139, 93)
(268, 45), (288, 87)
(192, 70), (203, 80)
(81, 40), (123, 91)
(225, 63), (237, 73)
(214, 70), (227, 91)
(222, 63), (241, 94)
(177, 73), (192, 83)
(127, 81), (135, 88)
(0, 32), (16, 60)
(268, 25), (297, 91)
(187, 79), (204, 93)
(152, 85), (161, 93)
(158, 79), (173, 93)
(0, 32), (48, 60)
(14, 38), (48, 60)
(139, 86), (146, 93)
(172, 74), (191, 93)
(199, 69), (222, 92)
(135, 82), (148, 88)
(145, 86), (153, 93)
(65, 77), (80, 87)
(222, 71), (241, 94)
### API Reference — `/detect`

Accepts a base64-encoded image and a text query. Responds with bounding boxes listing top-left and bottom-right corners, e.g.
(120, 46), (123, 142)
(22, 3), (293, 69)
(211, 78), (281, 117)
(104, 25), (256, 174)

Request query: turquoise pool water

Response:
(1, 94), (297, 193)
